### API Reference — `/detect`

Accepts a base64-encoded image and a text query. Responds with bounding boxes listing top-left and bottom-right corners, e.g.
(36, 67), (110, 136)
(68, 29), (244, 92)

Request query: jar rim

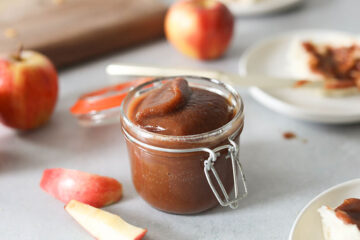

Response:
(120, 76), (244, 143)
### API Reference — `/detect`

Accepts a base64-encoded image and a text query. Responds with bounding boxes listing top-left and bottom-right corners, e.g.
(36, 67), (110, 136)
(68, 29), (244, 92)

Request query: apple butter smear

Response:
(302, 42), (360, 89)
(335, 198), (360, 229)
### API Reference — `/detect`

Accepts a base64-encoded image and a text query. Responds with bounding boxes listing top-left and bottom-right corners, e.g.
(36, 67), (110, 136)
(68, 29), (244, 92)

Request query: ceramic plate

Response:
(289, 179), (360, 240)
(239, 30), (360, 124)
(224, 0), (302, 17)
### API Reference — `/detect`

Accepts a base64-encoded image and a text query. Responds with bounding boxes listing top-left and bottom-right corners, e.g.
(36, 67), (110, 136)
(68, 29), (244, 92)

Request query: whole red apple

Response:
(0, 50), (58, 130)
(165, 0), (234, 60)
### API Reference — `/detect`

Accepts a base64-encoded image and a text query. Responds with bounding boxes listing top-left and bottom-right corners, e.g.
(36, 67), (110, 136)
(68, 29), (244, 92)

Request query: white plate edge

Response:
(228, 0), (303, 17)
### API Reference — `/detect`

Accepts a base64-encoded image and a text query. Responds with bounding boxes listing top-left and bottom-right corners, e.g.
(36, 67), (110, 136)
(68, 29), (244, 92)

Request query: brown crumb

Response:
(294, 80), (310, 88)
(53, 0), (65, 5)
(4, 28), (17, 39)
(283, 131), (296, 140)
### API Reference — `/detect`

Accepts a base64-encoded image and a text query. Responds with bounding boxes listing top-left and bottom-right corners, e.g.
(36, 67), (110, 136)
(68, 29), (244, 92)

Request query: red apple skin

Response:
(40, 168), (123, 208)
(134, 231), (147, 240)
(0, 50), (58, 130)
(165, 0), (234, 60)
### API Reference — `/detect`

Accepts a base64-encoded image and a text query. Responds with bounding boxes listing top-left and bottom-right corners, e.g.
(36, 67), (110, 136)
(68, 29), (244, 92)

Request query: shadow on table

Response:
(109, 209), (193, 240)
(312, 123), (360, 137)
(142, 223), (193, 240)
(15, 98), (125, 155)
(0, 96), (128, 175)
(0, 150), (38, 173)
(200, 121), (360, 217)
(302, 0), (333, 9)
(199, 140), (314, 216)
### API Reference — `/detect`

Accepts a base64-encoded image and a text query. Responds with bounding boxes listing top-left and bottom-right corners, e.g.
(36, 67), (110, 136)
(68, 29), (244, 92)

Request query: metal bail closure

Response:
(203, 138), (248, 209)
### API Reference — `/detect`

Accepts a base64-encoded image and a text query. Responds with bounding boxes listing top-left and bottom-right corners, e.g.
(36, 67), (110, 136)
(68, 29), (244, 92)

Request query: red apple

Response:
(40, 168), (123, 208)
(165, 0), (234, 60)
(65, 200), (147, 240)
(0, 50), (58, 130)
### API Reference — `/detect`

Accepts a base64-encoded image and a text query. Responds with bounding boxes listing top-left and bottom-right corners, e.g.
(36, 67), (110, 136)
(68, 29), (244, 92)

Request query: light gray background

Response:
(1, 0), (360, 239)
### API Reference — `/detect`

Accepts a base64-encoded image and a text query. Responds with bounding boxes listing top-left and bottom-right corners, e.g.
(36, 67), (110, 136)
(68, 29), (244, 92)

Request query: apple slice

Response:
(40, 168), (122, 207)
(65, 200), (147, 240)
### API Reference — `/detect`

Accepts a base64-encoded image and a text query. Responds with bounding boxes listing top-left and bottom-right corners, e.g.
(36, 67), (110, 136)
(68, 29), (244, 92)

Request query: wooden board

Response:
(0, 0), (167, 68)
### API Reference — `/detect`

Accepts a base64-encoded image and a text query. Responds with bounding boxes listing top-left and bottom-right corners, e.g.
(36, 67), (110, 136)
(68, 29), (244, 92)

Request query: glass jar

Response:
(120, 76), (247, 214)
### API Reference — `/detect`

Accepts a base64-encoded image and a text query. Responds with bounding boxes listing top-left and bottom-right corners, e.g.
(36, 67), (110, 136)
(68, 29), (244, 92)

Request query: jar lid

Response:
(70, 77), (153, 126)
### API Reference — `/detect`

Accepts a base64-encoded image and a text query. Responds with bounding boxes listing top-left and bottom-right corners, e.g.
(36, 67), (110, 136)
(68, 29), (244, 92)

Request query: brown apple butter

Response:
(302, 42), (360, 89)
(335, 198), (360, 229)
(120, 76), (244, 214)
(127, 78), (234, 136)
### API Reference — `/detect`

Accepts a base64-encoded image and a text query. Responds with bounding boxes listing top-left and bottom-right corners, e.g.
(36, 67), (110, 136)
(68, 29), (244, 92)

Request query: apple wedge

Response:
(65, 200), (147, 240)
(40, 168), (122, 207)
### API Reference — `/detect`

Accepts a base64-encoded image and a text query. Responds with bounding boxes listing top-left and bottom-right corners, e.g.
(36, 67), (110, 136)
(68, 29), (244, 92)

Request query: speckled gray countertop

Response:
(1, 0), (360, 239)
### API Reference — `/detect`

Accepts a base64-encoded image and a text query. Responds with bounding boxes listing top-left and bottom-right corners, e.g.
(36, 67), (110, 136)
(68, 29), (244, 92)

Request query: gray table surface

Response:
(1, 0), (360, 239)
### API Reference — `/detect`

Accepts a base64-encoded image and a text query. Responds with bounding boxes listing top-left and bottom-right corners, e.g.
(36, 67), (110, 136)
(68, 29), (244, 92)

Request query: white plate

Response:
(224, 0), (302, 17)
(289, 179), (360, 240)
(239, 30), (360, 124)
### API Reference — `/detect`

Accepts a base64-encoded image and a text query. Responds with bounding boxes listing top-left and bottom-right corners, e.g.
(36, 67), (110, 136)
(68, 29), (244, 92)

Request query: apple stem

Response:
(13, 44), (24, 61)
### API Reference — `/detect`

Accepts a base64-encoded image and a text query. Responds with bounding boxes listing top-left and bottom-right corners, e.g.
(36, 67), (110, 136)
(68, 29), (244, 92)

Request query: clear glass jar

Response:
(120, 76), (247, 214)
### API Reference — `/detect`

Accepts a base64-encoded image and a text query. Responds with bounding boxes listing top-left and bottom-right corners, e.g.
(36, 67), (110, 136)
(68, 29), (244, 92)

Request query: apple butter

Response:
(120, 76), (245, 214)
(335, 198), (360, 229)
(302, 42), (360, 89)
(127, 78), (234, 136)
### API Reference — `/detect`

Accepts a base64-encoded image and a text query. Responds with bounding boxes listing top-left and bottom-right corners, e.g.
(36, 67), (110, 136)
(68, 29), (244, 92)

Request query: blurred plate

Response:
(224, 0), (302, 17)
(239, 30), (360, 124)
(289, 179), (360, 240)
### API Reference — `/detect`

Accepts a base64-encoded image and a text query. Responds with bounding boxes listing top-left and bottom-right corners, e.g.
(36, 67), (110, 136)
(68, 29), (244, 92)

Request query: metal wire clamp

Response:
(204, 138), (248, 209)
